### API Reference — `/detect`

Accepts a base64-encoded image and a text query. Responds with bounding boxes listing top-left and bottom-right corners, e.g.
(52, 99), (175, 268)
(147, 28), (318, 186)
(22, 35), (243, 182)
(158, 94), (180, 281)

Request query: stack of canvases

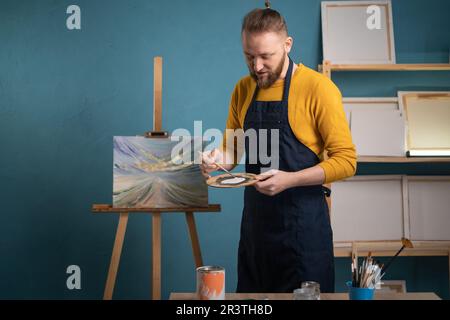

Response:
(320, 1), (450, 252)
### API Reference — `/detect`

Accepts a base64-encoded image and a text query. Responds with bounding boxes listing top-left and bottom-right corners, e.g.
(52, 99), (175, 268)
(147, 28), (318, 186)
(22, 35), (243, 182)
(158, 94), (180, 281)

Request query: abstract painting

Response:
(113, 136), (208, 208)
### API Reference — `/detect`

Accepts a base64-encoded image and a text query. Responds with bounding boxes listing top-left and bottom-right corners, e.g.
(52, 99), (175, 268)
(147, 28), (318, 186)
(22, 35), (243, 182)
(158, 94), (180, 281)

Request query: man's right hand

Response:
(199, 149), (223, 178)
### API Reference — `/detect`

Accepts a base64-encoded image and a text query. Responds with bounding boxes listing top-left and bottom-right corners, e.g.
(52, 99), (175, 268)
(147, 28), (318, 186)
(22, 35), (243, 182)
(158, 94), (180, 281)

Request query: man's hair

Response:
(241, 8), (288, 36)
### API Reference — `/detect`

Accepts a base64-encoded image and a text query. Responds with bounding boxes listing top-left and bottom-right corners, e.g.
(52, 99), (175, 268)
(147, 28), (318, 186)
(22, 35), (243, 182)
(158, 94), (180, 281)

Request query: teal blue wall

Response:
(1, 0), (449, 299)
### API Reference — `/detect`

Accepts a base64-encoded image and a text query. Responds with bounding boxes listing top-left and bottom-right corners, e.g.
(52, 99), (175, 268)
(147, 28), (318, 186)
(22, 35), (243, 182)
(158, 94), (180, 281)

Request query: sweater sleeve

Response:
(314, 78), (357, 183)
(220, 84), (242, 167)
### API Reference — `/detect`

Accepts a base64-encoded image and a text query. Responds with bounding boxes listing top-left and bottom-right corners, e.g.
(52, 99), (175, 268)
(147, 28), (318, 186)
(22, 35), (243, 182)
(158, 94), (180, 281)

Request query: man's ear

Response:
(285, 36), (293, 54)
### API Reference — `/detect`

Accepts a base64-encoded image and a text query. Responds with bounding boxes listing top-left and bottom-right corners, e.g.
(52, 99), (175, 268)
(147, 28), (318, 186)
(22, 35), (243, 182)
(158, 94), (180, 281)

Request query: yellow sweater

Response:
(223, 63), (357, 184)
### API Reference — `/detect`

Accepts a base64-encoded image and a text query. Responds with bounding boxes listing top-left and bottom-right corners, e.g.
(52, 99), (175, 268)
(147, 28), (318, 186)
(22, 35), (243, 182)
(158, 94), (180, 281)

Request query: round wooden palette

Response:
(206, 173), (259, 188)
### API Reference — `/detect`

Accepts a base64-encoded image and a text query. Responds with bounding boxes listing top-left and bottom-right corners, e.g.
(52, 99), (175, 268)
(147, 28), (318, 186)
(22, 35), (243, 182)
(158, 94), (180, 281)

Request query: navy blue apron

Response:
(237, 58), (335, 293)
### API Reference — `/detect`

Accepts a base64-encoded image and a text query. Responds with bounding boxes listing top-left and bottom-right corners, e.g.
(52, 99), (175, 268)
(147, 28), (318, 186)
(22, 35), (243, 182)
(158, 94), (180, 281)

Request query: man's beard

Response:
(249, 55), (286, 89)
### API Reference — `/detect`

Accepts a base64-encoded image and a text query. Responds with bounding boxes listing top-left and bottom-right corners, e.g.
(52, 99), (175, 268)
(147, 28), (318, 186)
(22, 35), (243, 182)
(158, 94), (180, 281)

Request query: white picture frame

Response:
(398, 91), (450, 157)
(321, 0), (396, 64)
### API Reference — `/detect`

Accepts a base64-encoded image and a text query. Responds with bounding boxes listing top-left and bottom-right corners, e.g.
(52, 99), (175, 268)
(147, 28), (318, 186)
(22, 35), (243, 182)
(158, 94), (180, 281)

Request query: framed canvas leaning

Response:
(398, 92), (450, 157)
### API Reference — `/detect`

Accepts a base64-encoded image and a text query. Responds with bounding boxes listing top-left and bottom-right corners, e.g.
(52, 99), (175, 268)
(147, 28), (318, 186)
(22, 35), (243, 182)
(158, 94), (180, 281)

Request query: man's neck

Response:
(278, 56), (296, 80)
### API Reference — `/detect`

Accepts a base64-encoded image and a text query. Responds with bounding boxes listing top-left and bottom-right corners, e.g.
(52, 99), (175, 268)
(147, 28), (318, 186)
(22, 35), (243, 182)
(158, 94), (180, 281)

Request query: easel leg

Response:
(104, 212), (129, 300)
(152, 213), (161, 300)
(185, 211), (204, 268)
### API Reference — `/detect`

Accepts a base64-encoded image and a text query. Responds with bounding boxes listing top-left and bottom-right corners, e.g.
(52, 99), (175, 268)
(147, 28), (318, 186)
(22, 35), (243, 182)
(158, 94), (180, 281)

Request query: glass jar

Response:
(301, 281), (321, 300)
(293, 287), (315, 300)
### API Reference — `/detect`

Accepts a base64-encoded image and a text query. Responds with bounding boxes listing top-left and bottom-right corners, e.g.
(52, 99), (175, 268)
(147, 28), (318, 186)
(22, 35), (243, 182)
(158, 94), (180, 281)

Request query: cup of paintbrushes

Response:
(346, 281), (375, 300)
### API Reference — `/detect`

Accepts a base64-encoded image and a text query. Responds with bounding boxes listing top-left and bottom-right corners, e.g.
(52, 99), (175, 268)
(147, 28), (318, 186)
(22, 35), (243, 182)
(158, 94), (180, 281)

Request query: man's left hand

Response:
(254, 169), (296, 196)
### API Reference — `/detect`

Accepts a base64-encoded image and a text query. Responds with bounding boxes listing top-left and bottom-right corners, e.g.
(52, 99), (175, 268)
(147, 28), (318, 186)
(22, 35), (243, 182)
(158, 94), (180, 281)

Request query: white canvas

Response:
(343, 98), (404, 156)
(408, 178), (450, 241)
(331, 177), (404, 241)
(321, 0), (396, 64)
(351, 109), (405, 156)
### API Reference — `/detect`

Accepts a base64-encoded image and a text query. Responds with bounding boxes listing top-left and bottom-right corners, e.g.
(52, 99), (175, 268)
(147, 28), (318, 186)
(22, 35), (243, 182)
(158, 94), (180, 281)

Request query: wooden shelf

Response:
(335, 247), (450, 257)
(357, 156), (450, 163)
(319, 63), (450, 72)
(334, 240), (450, 257)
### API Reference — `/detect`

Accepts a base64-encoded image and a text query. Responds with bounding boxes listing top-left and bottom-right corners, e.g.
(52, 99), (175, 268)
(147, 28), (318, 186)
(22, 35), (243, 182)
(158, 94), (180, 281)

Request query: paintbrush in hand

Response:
(199, 151), (237, 179)
(214, 162), (238, 178)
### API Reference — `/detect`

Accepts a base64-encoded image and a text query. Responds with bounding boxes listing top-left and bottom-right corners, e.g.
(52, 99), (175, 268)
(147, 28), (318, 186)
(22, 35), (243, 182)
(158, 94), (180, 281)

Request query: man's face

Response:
(242, 31), (291, 89)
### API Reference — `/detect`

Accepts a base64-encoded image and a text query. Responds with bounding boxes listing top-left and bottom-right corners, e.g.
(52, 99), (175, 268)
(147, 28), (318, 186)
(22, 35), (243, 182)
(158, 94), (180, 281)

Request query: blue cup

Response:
(346, 281), (375, 300)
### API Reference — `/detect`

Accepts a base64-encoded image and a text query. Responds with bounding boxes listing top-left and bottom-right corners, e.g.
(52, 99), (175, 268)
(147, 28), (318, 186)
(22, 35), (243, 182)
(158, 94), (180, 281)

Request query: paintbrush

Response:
(198, 151), (238, 179)
(214, 162), (238, 179)
(351, 253), (356, 287)
(381, 238), (413, 276)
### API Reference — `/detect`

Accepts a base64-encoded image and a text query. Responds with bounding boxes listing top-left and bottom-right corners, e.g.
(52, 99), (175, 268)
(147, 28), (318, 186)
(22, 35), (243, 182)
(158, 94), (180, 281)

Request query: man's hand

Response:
(199, 149), (222, 178)
(254, 169), (297, 196)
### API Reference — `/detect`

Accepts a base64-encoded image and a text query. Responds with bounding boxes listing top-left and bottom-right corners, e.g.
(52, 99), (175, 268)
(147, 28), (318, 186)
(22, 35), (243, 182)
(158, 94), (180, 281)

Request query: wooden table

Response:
(169, 292), (441, 300)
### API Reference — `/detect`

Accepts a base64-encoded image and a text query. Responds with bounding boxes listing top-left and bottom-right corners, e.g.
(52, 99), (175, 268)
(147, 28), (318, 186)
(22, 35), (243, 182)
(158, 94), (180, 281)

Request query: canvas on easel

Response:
(113, 136), (208, 208)
(94, 56), (221, 300)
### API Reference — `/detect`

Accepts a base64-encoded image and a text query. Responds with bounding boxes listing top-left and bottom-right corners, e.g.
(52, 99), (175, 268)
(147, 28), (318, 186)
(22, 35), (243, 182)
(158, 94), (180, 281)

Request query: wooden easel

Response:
(92, 57), (221, 300)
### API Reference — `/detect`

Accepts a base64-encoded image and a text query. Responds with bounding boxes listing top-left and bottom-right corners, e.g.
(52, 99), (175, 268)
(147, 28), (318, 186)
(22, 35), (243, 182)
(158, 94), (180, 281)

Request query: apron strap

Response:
(281, 57), (293, 103)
